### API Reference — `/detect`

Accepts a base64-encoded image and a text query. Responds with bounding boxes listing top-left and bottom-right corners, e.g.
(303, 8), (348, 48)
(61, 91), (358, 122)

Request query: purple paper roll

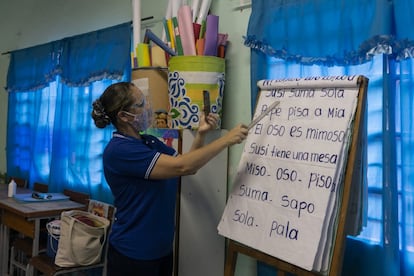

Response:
(203, 14), (219, 56)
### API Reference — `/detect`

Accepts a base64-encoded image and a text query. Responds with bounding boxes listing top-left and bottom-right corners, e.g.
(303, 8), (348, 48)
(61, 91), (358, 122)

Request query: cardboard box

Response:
(131, 67), (169, 113)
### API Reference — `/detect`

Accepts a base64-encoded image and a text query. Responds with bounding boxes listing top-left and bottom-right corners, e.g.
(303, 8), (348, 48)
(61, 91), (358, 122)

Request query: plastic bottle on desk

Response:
(8, 179), (17, 197)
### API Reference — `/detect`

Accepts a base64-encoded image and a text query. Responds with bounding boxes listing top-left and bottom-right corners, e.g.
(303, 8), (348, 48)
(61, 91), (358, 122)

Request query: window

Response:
(6, 22), (131, 202)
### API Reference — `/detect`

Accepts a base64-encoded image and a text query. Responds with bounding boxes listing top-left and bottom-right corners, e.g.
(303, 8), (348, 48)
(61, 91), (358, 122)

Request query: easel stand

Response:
(223, 76), (368, 276)
(225, 240), (320, 276)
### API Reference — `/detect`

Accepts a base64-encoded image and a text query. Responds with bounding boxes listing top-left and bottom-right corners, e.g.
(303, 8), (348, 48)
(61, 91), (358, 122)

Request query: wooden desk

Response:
(0, 184), (85, 275)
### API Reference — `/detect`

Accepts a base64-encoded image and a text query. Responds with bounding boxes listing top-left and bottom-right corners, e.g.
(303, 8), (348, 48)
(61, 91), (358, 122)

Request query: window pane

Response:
(268, 55), (385, 245)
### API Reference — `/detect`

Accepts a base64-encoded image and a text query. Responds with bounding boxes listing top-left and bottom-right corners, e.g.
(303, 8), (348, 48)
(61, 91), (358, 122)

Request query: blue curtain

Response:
(247, 1), (414, 275)
(6, 22), (131, 202)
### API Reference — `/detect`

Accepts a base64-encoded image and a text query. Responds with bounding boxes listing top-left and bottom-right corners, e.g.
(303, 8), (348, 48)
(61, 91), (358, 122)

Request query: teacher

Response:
(91, 82), (248, 276)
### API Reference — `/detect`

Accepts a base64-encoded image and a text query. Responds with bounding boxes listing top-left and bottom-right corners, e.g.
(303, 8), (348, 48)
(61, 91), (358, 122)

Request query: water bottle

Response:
(8, 179), (17, 197)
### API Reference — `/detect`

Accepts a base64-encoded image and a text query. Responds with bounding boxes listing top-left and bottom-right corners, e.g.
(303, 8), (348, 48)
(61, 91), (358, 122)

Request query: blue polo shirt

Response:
(104, 132), (178, 260)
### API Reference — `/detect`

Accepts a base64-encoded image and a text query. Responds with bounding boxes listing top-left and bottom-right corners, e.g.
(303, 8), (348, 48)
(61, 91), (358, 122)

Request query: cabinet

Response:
(178, 129), (228, 276)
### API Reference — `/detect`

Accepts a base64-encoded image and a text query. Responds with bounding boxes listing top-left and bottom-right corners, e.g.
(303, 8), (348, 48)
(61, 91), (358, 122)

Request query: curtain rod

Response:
(1, 16), (155, 56)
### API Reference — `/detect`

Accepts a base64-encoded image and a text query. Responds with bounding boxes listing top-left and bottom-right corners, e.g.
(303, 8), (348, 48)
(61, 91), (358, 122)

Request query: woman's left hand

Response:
(198, 113), (219, 134)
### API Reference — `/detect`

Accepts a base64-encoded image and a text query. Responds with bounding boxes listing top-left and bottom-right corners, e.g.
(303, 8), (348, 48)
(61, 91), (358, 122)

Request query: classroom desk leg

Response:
(32, 219), (40, 255)
(0, 223), (10, 276)
(27, 219), (41, 276)
(0, 224), (2, 275)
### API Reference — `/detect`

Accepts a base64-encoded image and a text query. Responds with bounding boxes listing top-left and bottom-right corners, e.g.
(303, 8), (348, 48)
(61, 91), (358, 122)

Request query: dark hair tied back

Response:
(92, 99), (111, 128)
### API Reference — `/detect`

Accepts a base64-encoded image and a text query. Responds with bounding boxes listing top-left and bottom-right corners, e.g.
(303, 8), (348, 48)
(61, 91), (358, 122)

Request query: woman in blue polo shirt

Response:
(91, 82), (248, 276)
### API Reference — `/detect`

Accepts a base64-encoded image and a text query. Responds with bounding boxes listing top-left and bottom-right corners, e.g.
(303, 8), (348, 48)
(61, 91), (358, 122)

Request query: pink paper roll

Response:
(178, 5), (196, 56)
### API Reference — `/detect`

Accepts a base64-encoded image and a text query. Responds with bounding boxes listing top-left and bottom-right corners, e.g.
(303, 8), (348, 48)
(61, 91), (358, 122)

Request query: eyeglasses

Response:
(131, 100), (146, 109)
(123, 100), (145, 114)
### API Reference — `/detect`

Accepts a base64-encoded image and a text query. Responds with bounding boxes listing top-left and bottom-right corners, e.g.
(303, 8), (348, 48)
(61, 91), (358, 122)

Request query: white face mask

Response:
(124, 107), (153, 132)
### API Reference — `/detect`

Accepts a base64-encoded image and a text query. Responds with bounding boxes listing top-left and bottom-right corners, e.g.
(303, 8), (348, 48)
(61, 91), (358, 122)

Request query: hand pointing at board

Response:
(225, 123), (249, 145)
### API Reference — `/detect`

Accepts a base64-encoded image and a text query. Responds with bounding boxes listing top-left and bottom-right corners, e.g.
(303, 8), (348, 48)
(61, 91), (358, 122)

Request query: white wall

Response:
(0, 0), (254, 275)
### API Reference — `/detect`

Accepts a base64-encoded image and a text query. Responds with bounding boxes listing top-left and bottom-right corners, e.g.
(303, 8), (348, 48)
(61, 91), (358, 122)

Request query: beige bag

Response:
(55, 210), (110, 267)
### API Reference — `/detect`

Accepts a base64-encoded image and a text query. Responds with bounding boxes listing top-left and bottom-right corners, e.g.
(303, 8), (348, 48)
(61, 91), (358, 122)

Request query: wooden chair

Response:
(8, 182), (50, 275)
(63, 188), (90, 206)
(7, 176), (27, 188)
(27, 199), (116, 276)
(33, 182), (49, 193)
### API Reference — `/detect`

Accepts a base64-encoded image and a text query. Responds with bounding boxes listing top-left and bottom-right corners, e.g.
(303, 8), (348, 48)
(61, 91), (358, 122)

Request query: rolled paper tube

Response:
(199, 20), (206, 39)
(132, 0), (141, 48)
(167, 18), (176, 50)
(191, 0), (201, 22)
(131, 52), (135, 68)
(178, 5), (196, 55)
(193, 23), (201, 43)
(145, 28), (177, 56)
(203, 14), (219, 56)
(163, 0), (172, 42)
(171, 0), (180, 18)
(143, 29), (150, 44)
(151, 45), (167, 67)
(162, 19), (171, 44)
(218, 33), (228, 46)
(137, 43), (151, 67)
(196, 0), (212, 25)
(196, 38), (205, 55)
(172, 17), (184, 56)
(217, 33), (228, 58)
(218, 45), (225, 58)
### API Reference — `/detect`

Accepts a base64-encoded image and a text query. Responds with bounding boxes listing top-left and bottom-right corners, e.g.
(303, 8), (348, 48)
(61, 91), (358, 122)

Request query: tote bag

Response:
(55, 210), (110, 267)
